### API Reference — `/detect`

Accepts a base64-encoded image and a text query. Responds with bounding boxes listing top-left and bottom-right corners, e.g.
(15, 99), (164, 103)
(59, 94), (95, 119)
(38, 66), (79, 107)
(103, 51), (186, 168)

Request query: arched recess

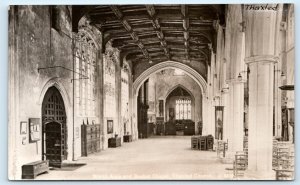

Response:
(39, 78), (72, 161)
(164, 84), (196, 102)
(41, 86), (67, 167)
(164, 84), (196, 122)
(131, 61), (209, 140)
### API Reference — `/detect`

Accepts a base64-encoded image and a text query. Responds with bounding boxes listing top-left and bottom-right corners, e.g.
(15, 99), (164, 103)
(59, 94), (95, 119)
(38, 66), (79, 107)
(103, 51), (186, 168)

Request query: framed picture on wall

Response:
(107, 120), (113, 134)
(20, 121), (27, 135)
(215, 106), (224, 140)
(29, 118), (41, 143)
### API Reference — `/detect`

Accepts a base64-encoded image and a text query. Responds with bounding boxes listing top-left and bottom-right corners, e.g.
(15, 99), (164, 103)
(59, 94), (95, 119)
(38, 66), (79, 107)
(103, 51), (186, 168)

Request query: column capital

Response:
(225, 78), (247, 84)
(245, 55), (279, 65)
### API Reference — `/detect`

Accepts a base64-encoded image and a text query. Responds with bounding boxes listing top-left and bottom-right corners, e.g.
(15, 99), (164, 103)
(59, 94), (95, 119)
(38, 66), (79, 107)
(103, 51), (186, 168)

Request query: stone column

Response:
(274, 4), (284, 138)
(274, 64), (282, 137)
(115, 59), (122, 141)
(202, 95), (209, 135)
(96, 36), (104, 150)
(128, 71), (134, 139)
(132, 92), (138, 140)
(246, 56), (277, 175)
(244, 6), (279, 178)
(227, 80), (244, 154)
(203, 66), (212, 136)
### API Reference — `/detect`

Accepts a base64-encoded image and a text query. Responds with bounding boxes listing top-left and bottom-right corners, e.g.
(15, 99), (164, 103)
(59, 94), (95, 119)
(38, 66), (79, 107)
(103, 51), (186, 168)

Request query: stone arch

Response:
(38, 78), (71, 108)
(77, 16), (102, 49)
(131, 61), (208, 140)
(41, 86), (67, 166)
(133, 61), (207, 98)
(38, 78), (73, 161)
(164, 84), (197, 122)
(164, 84), (196, 102)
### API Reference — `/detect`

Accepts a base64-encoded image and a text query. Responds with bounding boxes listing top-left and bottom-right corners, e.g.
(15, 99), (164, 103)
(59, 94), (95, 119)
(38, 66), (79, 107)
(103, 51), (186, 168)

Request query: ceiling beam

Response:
(113, 37), (160, 46)
(110, 5), (150, 60)
(112, 35), (210, 47)
(146, 5), (170, 60)
(181, 5), (190, 60)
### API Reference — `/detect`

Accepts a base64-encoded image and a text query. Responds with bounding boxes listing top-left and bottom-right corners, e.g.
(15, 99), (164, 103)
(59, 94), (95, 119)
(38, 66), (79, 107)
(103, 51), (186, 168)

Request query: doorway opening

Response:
(42, 86), (67, 167)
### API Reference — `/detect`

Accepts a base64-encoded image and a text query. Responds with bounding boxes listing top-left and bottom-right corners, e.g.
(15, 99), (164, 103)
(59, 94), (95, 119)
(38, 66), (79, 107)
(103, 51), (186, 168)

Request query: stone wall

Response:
(9, 5), (75, 179)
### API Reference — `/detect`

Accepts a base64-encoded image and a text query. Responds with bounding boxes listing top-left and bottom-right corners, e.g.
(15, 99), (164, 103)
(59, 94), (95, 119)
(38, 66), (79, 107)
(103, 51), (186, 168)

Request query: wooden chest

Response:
(123, 135), (132, 142)
(81, 124), (101, 156)
(183, 120), (195, 135)
(22, 160), (49, 179)
(108, 137), (121, 148)
(165, 122), (176, 135)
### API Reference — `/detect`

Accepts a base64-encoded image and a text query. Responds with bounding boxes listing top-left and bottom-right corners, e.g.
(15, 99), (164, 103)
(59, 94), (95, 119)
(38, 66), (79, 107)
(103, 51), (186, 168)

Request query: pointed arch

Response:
(164, 84), (195, 102)
(133, 61), (207, 98)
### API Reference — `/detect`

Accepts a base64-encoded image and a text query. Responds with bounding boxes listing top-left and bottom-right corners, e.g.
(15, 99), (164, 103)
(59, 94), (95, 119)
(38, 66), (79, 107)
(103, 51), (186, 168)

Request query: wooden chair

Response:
(199, 136), (207, 150)
(273, 141), (294, 180)
(191, 136), (199, 150)
(233, 151), (248, 178)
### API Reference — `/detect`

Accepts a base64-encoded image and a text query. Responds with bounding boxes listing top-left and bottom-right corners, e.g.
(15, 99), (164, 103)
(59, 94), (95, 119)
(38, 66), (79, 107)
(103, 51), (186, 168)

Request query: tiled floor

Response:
(37, 136), (233, 180)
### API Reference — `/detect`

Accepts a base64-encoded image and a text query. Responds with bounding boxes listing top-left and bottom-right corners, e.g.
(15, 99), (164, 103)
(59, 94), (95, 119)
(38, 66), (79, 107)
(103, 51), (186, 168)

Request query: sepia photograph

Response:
(7, 3), (295, 180)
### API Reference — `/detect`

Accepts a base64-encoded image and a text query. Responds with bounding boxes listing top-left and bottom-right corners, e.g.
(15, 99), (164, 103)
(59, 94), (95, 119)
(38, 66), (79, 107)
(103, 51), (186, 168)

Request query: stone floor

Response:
(37, 136), (234, 180)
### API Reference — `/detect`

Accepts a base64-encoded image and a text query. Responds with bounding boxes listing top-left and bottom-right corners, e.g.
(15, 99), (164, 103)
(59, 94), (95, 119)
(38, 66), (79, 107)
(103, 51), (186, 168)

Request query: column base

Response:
(243, 169), (276, 180)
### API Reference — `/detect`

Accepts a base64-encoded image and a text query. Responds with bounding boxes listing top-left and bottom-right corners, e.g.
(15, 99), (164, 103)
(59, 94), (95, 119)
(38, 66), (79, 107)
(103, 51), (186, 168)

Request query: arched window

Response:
(175, 99), (191, 120)
(74, 31), (97, 118)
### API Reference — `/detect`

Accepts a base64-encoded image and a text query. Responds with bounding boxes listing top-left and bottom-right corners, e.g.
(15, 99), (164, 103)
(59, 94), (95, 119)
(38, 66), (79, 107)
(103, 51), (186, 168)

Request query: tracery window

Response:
(74, 31), (97, 118)
(175, 99), (191, 120)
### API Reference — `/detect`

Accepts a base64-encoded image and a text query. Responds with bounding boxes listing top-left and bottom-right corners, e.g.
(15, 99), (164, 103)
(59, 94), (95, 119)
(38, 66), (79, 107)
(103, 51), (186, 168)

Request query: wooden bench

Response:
(22, 160), (49, 179)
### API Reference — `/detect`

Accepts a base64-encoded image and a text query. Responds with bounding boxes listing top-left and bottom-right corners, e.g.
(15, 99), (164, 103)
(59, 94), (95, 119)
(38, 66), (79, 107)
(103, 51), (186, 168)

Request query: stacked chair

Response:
(273, 141), (294, 180)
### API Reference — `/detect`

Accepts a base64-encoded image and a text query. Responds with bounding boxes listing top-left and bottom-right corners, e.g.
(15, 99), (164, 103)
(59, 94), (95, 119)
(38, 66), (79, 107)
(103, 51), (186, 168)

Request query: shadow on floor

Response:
(50, 163), (86, 171)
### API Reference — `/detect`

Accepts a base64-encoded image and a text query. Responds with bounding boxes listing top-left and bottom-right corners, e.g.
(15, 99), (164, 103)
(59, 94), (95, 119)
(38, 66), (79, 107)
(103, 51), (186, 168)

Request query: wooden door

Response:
(45, 122), (62, 167)
(42, 86), (67, 167)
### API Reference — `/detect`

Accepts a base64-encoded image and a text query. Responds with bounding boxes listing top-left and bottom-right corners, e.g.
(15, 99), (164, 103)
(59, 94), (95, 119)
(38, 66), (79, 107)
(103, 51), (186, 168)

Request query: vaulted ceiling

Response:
(73, 5), (225, 77)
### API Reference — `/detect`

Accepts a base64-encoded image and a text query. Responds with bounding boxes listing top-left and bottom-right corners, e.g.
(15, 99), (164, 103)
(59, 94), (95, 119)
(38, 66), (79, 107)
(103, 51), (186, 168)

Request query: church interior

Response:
(8, 4), (295, 180)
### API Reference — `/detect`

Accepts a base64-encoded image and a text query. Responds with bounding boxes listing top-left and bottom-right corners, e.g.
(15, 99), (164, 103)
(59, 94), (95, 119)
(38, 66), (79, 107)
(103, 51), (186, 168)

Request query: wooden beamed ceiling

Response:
(74, 5), (225, 67)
